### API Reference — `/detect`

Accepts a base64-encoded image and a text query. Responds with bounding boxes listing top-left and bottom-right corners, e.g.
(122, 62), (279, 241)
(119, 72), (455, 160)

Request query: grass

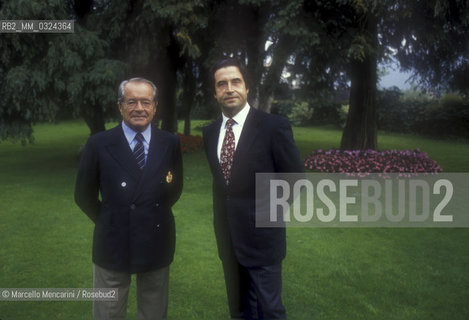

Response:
(0, 120), (468, 319)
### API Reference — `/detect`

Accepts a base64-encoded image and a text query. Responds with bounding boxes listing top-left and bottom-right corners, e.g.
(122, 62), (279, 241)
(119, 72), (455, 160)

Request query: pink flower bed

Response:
(304, 149), (442, 174)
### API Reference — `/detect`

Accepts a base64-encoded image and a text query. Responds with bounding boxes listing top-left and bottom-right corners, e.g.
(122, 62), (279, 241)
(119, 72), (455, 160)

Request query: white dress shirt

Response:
(121, 121), (151, 162)
(217, 103), (251, 162)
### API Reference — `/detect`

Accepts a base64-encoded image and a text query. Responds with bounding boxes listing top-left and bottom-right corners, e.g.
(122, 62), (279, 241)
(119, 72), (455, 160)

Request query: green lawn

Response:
(0, 120), (468, 319)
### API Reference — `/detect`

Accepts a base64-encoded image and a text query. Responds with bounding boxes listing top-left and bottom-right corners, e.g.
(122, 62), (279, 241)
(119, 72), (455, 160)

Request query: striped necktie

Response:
(133, 133), (145, 170)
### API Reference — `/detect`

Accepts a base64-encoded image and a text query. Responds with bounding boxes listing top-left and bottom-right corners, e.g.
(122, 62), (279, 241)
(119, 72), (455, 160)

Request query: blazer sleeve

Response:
(74, 136), (101, 223)
(272, 117), (305, 173)
(202, 125), (211, 159)
(168, 135), (183, 207)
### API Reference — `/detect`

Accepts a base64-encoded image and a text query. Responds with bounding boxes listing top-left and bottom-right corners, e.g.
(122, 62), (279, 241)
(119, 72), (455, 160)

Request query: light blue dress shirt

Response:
(121, 121), (151, 162)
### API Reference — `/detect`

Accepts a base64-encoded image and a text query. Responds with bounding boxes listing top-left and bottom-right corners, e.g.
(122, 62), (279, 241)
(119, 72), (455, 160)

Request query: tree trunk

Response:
(245, 2), (269, 109)
(159, 73), (177, 133)
(74, 0), (105, 137)
(157, 34), (179, 133)
(82, 104), (105, 136)
(182, 61), (196, 136)
(246, 36), (264, 109)
(340, 14), (378, 150)
(258, 35), (292, 113)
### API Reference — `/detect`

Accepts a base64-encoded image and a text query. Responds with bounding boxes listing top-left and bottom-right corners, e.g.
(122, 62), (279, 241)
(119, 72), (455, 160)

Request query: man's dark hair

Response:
(210, 58), (250, 90)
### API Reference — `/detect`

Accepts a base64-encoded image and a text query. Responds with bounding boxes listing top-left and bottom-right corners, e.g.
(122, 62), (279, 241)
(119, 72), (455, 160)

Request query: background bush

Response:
(273, 99), (347, 127)
(377, 88), (469, 139)
(288, 101), (313, 126)
(271, 89), (468, 139)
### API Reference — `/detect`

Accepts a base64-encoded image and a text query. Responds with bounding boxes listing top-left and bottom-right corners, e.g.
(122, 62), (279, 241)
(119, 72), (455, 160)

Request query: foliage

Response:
(296, 0), (469, 149)
(394, 0), (469, 95)
(377, 87), (427, 134)
(271, 100), (295, 117)
(1, 0), (468, 148)
(440, 94), (464, 109)
(0, 0), (128, 141)
(287, 101), (313, 126)
(0, 0), (66, 143)
(400, 86), (433, 101)
(304, 148), (442, 174)
(274, 99), (346, 127)
(177, 133), (203, 153)
(310, 100), (347, 127)
(377, 88), (469, 138)
(421, 95), (469, 138)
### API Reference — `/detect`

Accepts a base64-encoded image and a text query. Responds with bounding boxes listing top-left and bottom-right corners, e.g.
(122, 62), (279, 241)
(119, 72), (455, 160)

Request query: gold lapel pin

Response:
(166, 171), (173, 183)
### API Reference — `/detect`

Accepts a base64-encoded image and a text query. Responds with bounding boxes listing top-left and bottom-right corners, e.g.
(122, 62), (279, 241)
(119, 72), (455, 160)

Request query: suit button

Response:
(121, 182), (127, 187)
(156, 224), (160, 228)
(130, 204), (136, 210)
(155, 203), (159, 207)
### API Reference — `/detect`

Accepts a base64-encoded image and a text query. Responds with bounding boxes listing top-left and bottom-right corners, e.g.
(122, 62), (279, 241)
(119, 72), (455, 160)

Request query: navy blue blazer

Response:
(203, 107), (304, 267)
(75, 124), (183, 273)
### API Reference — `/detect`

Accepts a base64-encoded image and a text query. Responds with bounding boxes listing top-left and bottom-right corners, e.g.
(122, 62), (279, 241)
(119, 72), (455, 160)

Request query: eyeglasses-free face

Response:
(214, 66), (249, 118)
(119, 82), (156, 132)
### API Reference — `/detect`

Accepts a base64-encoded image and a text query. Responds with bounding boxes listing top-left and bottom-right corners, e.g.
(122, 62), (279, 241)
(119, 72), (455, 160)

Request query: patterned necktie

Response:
(220, 118), (236, 184)
(133, 133), (146, 170)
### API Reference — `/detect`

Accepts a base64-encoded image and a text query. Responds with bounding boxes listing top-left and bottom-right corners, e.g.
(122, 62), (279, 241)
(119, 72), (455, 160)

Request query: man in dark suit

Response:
(75, 78), (182, 320)
(203, 59), (304, 320)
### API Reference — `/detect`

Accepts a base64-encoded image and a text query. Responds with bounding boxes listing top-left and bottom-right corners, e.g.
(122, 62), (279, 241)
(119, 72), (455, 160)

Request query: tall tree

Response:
(293, 0), (468, 150)
(0, 0), (127, 142)
(0, 0), (126, 142)
(340, 1), (379, 150)
(338, 0), (468, 149)
(2, 0), (467, 145)
(392, 0), (469, 95)
(0, 0), (206, 140)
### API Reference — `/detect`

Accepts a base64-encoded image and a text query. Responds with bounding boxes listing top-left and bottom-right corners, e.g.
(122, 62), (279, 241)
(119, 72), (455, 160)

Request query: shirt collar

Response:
(221, 103), (251, 128)
(121, 121), (152, 144)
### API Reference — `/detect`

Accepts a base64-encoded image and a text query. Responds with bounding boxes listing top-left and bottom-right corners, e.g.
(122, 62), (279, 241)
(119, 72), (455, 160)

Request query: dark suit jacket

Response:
(75, 124), (183, 273)
(203, 107), (304, 267)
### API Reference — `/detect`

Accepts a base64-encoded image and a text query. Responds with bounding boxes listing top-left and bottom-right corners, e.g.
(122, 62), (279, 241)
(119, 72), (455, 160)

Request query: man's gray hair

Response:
(117, 78), (158, 104)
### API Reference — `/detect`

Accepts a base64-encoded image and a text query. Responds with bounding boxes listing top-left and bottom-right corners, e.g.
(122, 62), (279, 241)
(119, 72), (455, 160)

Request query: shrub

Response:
(440, 94), (463, 109)
(288, 101), (313, 126)
(377, 88), (427, 134)
(271, 100), (296, 118)
(304, 149), (442, 174)
(377, 88), (469, 139)
(339, 105), (349, 128)
(273, 99), (346, 127)
(310, 100), (346, 127)
(420, 94), (469, 138)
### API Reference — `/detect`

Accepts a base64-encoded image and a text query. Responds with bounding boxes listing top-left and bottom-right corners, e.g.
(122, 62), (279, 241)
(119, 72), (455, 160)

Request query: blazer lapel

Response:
(106, 125), (142, 181)
(143, 126), (170, 176)
(132, 126), (170, 201)
(207, 117), (224, 177)
(233, 107), (260, 165)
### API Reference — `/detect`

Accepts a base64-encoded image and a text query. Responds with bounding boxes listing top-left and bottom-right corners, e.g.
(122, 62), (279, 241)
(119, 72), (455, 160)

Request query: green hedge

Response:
(377, 89), (469, 138)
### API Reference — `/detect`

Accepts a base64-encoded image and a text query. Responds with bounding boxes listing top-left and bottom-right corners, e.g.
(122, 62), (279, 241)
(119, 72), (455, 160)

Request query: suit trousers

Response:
(221, 249), (286, 320)
(93, 264), (169, 320)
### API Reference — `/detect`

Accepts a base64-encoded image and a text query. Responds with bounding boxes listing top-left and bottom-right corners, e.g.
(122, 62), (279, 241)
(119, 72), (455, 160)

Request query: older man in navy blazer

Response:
(203, 59), (303, 320)
(75, 78), (182, 320)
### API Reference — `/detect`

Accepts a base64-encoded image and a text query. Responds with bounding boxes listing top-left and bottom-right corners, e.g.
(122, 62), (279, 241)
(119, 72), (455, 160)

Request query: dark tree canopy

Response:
(0, 0), (467, 148)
